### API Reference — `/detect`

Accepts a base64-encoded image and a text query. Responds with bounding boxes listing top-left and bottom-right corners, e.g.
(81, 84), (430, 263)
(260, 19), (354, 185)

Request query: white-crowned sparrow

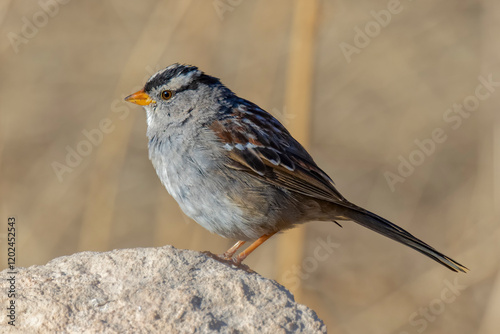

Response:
(125, 63), (467, 272)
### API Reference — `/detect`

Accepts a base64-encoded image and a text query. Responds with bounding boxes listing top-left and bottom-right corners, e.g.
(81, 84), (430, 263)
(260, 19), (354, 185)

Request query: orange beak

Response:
(124, 89), (155, 106)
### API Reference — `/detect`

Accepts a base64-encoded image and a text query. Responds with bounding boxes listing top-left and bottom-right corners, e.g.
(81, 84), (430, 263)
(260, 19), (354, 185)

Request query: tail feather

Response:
(339, 203), (468, 273)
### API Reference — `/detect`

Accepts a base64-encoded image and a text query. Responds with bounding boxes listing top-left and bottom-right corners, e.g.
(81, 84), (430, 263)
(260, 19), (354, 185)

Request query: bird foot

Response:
(202, 251), (253, 272)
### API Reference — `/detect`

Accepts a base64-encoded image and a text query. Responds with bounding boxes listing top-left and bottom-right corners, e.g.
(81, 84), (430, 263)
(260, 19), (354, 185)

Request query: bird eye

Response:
(161, 90), (173, 100)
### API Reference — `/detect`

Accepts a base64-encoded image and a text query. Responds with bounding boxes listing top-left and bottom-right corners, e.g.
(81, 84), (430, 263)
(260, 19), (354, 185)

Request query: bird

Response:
(124, 63), (468, 273)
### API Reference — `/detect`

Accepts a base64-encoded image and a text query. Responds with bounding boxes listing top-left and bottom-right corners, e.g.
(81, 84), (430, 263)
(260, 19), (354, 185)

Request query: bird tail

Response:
(337, 203), (468, 273)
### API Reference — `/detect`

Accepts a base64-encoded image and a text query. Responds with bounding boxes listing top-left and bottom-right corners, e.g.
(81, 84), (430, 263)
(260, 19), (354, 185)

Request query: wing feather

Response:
(210, 101), (346, 204)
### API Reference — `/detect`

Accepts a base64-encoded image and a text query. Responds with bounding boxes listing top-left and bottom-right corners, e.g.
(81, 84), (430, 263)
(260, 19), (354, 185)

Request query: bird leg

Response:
(233, 232), (277, 264)
(221, 240), (246, 260)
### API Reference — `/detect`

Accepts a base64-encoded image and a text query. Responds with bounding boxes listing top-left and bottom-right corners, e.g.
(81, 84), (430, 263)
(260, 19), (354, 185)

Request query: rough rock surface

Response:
(0, 246), (326, 333)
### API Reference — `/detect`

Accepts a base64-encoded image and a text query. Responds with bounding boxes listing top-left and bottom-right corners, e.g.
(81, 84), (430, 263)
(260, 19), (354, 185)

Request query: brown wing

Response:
(210, 101), (346, 204)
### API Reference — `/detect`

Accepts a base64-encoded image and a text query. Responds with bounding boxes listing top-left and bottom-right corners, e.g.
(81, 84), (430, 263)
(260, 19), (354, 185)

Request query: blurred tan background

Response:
(1, 0), (499, 333)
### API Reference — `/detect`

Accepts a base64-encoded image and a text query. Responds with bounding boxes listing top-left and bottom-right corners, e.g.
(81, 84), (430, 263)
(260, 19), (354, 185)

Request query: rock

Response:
(0, 246), (326, 333)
